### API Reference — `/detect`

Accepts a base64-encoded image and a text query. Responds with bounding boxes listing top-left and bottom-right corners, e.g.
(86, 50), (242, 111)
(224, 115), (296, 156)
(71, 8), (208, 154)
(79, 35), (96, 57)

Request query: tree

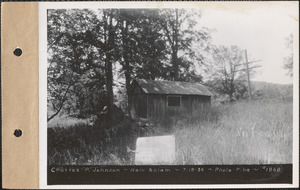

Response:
(132, 9), (169, 80)
(47, 9), (107, 121)
(117, 9), (169, 117)
(101, 9), (119, 120)
(47, 9), (214, 121)
(205, 45), (248, 101)
(283, 34), (293, 77)
(118, 9), (133, 118)
(159, 9), (213, 82)
(116, 9), (213, 118)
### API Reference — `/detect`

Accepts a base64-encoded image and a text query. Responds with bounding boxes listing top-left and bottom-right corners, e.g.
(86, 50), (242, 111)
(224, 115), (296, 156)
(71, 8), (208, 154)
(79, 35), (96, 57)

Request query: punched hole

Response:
(13, 47), (22, 56)
(14, 129), (22, 137)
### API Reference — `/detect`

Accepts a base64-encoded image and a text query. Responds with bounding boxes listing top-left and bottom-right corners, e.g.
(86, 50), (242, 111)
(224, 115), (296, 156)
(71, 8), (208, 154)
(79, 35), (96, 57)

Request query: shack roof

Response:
(133, 79), (212, 96)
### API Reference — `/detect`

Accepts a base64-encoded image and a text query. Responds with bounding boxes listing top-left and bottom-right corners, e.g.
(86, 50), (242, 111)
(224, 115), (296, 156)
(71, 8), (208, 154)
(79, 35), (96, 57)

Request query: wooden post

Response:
(245, 50), (252, 100)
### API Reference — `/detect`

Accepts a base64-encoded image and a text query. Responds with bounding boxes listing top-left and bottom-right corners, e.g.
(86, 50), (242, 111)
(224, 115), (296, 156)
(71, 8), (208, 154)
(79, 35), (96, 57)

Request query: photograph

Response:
(40, 1), (298, 187)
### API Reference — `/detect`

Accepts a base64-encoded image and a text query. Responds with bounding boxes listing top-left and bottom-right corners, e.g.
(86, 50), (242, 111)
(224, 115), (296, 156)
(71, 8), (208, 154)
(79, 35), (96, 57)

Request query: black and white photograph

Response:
(39, 1), (298, 188)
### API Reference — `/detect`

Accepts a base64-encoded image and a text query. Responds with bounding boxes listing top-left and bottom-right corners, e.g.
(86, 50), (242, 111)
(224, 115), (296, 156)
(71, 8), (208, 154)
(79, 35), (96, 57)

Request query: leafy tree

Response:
(159, 9), (213, 82)
(47, 9), (214, 121)
(132, 9), (169, 80)
(101, 9), (119, 120)
(117, 9), (169, 117)
(205, 45), (248, 101)
(117, 9), (212, 117)
(47, 9), (107, 121)
(118, 9), (141, 118)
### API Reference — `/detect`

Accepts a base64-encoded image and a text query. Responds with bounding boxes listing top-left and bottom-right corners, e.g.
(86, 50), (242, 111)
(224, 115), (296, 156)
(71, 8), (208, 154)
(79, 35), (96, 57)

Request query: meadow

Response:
(48, 99), (293, 165)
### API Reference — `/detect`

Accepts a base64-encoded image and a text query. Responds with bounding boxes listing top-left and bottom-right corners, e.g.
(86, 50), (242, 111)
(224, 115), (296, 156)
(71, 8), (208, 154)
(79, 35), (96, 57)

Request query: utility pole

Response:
(245, 50), (252, 100)
(243, 49), (261, 100)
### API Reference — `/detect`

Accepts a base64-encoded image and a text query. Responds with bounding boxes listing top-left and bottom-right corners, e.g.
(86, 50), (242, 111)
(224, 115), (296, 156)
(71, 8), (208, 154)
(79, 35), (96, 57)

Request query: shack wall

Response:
(132, 86), (147, 118)
(147, 94), (211, 120)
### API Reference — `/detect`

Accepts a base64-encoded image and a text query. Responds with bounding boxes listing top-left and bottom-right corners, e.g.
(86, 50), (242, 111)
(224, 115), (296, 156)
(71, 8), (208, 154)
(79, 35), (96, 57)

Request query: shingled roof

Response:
(133, 79), (212, 96)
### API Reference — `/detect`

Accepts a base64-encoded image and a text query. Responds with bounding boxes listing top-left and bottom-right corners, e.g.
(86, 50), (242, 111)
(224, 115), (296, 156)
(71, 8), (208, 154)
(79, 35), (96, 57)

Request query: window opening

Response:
(167, 96), (181, 106)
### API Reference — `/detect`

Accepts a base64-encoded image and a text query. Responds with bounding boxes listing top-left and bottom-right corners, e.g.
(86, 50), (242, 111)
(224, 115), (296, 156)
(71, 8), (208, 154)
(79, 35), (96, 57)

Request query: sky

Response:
(198, 4), (298, 84)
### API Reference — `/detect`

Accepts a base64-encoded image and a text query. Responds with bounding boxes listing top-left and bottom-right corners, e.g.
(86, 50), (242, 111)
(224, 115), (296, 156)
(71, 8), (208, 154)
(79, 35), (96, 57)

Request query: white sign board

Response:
(135, 135), (175, 165)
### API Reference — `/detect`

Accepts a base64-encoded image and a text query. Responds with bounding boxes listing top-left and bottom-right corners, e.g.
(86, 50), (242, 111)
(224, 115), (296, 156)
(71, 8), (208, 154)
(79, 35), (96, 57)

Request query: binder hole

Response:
(13, 47), (22, 56)
(14, 129), (22, 137)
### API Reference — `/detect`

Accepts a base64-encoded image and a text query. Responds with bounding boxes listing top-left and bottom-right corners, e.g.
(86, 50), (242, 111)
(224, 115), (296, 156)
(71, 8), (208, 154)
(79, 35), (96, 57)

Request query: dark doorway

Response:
(137, 95), (147, 118)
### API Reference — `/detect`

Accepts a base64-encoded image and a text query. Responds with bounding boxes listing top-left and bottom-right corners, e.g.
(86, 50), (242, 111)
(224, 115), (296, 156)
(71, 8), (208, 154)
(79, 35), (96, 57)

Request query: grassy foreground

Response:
(174, 100), (293, 164)
(48, 99), (293, 165)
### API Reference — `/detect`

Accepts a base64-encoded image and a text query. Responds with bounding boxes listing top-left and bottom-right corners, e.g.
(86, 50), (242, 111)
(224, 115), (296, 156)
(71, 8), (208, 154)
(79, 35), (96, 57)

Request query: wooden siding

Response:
(146, 94), (211, 120)
(131, 81), (211, 120)
(147, 94), (166, 119)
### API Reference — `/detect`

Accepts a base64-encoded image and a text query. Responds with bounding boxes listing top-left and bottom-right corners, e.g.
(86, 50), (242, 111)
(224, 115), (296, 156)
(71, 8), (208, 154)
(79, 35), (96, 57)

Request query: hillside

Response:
(251, 81), (293, 100)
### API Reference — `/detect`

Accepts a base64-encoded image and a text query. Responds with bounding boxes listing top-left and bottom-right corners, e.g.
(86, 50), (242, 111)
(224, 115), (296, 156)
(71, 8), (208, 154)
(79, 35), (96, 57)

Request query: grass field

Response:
(48, 99), (293, 165)
(174, 99), (293, 164)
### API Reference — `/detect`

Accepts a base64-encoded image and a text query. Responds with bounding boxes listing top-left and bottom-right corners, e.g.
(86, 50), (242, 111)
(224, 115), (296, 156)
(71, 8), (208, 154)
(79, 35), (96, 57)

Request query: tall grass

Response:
(48, 114), (91, 128)
(174, 100), (293, 165)
(48, 119), (143, 165)
(48, 99), (293, 165)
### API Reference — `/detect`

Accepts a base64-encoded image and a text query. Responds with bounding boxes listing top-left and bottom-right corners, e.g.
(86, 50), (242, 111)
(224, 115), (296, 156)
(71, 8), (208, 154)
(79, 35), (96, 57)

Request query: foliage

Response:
(119, 9), (169, 80)
(158, 9), (213, 82)
(47, 9), (107, 120)
(205, 45), (248, 101)
(47, 9), (213, 120)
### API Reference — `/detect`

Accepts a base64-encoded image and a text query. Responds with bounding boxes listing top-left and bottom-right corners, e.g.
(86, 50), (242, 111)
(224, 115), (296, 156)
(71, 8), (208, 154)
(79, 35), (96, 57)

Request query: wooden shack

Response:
(130, 79), (212, 120)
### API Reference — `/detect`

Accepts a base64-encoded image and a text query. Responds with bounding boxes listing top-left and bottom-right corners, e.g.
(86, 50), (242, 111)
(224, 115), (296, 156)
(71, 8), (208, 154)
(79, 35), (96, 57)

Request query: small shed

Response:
(130, 79), (212, 120)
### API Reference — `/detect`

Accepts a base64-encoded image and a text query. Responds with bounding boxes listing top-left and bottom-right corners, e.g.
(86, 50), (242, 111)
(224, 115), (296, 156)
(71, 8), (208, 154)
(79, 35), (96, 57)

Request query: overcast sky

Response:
(198, 5), (298, 84)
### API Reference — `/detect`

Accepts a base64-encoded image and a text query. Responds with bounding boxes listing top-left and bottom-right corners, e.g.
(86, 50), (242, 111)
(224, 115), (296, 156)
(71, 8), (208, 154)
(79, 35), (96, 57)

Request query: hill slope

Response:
(251, 81), (293, 99)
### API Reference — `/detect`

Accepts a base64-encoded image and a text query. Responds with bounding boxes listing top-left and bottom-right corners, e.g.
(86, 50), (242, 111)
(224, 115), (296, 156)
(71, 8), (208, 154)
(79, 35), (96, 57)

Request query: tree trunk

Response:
(126, 73), (132, 119)
(121, 20), (132, 119)
(173, 9), (179, 81)
(104, 10), (114, 120)
(47, 82), (72, 122)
